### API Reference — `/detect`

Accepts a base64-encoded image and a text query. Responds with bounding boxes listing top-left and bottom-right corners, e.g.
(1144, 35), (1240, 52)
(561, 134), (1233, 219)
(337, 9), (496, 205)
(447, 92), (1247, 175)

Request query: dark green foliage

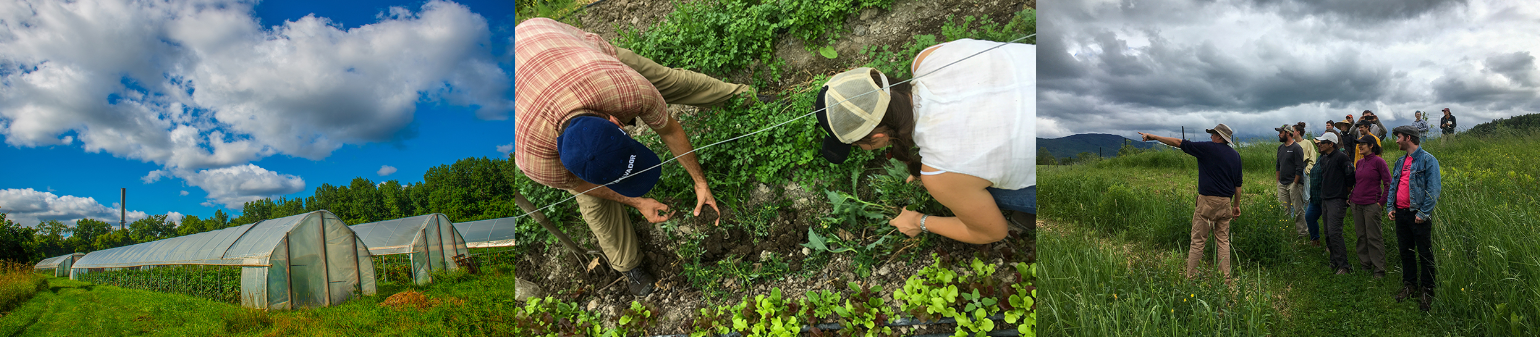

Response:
(1466, 113), (1540, 136)
(864, 9), (1036, 79)
(76, 265), (242, 304)
(618, 0), (898, 77)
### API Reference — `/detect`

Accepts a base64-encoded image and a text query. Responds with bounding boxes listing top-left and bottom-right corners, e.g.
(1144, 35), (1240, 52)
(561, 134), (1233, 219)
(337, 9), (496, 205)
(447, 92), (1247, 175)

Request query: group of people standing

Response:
(1276, 110), (1445, 311)
(1137, 108), (1445, 313)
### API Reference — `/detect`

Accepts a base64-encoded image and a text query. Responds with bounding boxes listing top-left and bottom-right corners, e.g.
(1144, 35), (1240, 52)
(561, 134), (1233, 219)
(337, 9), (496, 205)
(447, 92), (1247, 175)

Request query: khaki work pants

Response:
(1277, 181), (1306, 236)
(615, 48), (752, 106)
(1187, 195), (1235, 280)
(1352, 203), (1388, 274)
(570, 190), (641, 272)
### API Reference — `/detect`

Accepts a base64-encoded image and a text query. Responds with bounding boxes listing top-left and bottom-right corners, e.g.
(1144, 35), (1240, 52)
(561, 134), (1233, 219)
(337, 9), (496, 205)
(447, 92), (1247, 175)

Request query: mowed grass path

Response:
(1041, 132), (1539, 336)
(1, 268), (522, 336)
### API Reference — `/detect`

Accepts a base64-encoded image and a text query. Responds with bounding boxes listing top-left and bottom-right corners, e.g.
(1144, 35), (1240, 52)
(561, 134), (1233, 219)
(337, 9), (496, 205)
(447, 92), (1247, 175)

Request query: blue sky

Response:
(0, 0), (518, 227)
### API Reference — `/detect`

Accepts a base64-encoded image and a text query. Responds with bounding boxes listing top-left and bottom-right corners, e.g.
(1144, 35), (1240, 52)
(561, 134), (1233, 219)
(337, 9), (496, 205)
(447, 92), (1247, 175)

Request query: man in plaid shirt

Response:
(514, 18), (755, 296)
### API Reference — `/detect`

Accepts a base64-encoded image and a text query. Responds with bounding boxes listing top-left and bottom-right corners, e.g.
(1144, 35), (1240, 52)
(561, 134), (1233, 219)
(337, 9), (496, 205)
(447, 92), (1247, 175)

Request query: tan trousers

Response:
(615, 48), (752, 107)
(1352, 203), (1388, 274)
(1187, 195), (1234, 279)
(569, 189), (641, 272)
(1277, 181), (1306, 236)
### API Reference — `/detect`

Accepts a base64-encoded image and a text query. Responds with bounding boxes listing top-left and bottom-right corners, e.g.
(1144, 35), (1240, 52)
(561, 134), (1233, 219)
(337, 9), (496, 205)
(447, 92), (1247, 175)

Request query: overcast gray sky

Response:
(1038, 0), (1540, 140)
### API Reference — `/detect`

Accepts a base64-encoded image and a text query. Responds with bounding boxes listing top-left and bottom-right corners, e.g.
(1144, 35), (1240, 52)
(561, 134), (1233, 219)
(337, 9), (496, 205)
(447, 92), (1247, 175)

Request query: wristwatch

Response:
(919, 214), (929, 233)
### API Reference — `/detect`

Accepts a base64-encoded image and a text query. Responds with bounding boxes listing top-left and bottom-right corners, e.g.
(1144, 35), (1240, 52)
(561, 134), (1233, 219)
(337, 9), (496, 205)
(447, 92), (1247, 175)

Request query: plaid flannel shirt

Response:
(513, 18), (669, 190)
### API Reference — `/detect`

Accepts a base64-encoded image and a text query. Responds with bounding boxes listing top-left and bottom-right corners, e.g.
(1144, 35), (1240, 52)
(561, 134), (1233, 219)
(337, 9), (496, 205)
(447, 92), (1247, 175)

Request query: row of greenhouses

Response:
(34, 210), (521, 310)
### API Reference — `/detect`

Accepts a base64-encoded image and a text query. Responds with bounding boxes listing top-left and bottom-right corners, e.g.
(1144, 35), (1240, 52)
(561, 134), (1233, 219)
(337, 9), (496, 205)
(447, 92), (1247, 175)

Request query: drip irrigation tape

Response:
(478, 33), (1035, 245)
(642, 314), (1019, 337)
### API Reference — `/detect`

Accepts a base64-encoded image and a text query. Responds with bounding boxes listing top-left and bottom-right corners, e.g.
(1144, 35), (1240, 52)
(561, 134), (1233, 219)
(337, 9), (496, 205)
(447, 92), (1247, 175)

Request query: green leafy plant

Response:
(614, 300), (658, 336)
(834, 281), (895, 337)
(511, 296), (604, 337)
(1002, 263), (1036, 336)
(894, 255), (960, 321)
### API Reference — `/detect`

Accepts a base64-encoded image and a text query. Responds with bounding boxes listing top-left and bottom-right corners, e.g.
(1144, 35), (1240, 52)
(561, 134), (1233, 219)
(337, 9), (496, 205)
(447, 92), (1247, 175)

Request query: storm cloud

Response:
(1038, 0), (1540, 139)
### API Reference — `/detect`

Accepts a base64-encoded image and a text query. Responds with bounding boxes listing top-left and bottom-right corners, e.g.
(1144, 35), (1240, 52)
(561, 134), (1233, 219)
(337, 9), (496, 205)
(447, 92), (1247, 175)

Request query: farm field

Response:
(507, 0), (1037, 335)
(1038, 126), (1540, 336)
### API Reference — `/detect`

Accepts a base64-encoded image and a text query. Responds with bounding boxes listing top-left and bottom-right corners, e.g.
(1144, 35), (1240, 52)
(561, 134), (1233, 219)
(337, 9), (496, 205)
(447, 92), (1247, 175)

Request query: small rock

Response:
(515, 278), (545, 303)
(759, 250), (774, 261)
(859, 8), (878, 21)
(677, 225), (696, 236)
(631, 17), (639, 25)
(802, 247), (811, 256)
(587, 298), (600, 311)
(853, 25), (867, 36)
(877, 265), (891, 276)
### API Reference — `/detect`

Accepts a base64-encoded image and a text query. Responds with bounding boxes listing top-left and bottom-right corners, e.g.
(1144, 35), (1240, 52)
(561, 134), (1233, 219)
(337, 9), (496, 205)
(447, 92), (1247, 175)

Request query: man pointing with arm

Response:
(1138, 124), (1243, 281)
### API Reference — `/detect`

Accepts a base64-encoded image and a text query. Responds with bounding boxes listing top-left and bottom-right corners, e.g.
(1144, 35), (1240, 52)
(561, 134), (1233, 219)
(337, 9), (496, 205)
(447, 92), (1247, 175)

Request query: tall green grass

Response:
(0, 262), (46, 314)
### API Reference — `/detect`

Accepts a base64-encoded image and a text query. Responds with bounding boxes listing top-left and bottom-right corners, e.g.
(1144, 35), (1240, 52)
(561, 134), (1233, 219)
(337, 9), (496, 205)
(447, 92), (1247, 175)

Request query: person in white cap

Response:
(1315, 132), (1357, 275)
(1138, 124), (1242, 280)
(813, 39), (1034, 244)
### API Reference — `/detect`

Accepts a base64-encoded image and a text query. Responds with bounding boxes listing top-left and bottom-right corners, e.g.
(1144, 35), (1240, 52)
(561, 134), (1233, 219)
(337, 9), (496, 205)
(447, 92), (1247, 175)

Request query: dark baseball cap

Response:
(558, 116), (663, 198)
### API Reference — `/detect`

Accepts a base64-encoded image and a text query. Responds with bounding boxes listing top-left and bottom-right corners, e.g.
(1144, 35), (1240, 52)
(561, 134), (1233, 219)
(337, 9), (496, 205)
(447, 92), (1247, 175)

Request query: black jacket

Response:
(1441, 114), (1457, 133)
(1319, 148), (1356, 200)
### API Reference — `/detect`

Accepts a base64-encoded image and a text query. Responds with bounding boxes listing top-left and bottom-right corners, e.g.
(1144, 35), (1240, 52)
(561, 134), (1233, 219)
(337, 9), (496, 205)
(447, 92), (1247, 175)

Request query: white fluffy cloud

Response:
(1, 0), (512, 207)
(179, 190), (190, 196)
(0, 188), (148, 227)
(178, 164), (306, 209)
(377, 165), (397, 176)
(496, 143), (513, 155)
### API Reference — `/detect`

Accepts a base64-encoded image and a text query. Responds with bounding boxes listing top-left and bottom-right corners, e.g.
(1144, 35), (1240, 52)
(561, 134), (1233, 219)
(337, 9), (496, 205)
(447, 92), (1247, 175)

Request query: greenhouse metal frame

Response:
(34, 252), (85, 277)
(452, 217), (518, 248)
(350, 213), (468, 284)
(71, 210), (376, 310)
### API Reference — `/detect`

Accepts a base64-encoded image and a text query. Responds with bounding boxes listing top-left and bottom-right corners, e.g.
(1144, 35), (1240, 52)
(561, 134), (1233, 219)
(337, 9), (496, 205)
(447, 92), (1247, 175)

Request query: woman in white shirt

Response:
(813, 39), (1034, 244)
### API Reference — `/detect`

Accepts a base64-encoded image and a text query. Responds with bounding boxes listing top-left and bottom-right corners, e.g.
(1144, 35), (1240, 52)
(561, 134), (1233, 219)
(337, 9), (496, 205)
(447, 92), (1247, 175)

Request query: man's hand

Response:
(1138, 132), (1155, 142)
(889, 208), (924, 237)
(635, 198), (675, 223)
(692, 183), (720, 226)
(1387, 211), (1396, 221)
(1233, 205), (1242, 218)
(1415, 215), (1427, 224)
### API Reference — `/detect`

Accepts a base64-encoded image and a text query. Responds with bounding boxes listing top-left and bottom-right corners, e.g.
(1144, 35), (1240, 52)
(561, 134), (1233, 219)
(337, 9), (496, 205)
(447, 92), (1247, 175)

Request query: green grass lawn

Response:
(1040, 130), (1539, 336)
(1, 267), (522, 336)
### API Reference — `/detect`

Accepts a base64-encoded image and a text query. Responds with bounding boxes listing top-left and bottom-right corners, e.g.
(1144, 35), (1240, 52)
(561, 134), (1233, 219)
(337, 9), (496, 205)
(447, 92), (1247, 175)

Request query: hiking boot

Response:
(1419, 292), (1432, 312)
(1335, 268), (1349, 275)
(1395, 285), (1417, 302)
(1310, 240), (1321, 246)
(1006, 210), (1035, 232)
(1372, 272), (1385, 280)
(623, 268), (655, 297)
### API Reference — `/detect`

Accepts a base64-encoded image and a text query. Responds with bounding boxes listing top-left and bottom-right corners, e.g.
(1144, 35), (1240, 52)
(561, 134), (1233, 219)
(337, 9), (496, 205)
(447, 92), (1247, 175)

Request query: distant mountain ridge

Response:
(1038, 133), (1153, 159)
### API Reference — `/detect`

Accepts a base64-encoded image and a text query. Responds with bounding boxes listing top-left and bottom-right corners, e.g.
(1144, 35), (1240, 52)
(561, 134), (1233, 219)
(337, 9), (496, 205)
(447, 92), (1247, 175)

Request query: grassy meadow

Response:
(1039, 128), (1539, 336)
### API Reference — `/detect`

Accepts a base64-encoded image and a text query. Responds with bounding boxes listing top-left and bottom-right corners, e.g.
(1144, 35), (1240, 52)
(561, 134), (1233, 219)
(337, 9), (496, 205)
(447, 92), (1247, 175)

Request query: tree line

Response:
(1, 155), (562, 264)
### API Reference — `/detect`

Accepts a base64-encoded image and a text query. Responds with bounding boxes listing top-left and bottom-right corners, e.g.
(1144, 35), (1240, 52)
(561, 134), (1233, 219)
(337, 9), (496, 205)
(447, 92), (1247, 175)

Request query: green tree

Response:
(71, 218), (112, 252)
(1037, 147), (1058, 165)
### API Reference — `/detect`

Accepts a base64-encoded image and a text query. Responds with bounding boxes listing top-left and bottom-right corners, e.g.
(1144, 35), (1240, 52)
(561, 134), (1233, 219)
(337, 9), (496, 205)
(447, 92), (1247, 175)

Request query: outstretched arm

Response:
(1138, 132), (1184, 147)
(654, 115), (721, 225)
(889, 166), (1008, 244)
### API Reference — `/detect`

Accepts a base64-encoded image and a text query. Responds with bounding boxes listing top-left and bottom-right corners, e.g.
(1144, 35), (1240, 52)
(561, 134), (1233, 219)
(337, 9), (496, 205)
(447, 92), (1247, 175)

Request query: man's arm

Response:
(653, 114), (722, 225)
(570, 179), (674, 222)
(1293, 150), (1304, 185)
(1138, 133), (1183, 148)
(1417, 158), (1442, 223)
(1232, 186), (1243, 217)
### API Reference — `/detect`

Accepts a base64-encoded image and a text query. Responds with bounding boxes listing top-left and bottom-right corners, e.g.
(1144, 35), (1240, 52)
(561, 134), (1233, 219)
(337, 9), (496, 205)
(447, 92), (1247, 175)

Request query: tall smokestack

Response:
(120, 188), (126, 230)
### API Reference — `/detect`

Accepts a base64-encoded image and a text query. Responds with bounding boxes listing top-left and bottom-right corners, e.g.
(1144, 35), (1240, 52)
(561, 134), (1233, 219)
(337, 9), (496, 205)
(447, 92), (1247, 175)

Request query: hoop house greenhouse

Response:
(350, 213), (468, 284)
(71, 210), (377, 310)
(34, 253), (85, 277)
(453, 217), (517, 248)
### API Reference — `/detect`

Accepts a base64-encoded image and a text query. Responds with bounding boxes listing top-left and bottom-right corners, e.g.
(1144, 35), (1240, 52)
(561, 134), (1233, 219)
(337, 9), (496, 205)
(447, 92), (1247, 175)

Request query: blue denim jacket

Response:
(1385, 146), (1441, 221)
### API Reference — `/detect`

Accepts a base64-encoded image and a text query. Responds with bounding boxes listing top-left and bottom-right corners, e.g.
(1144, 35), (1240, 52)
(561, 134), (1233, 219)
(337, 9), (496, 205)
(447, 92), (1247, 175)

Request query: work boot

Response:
(1395, 285), (1417, 302)
(624, 267), (655, 297)
(1006, 210), (1035, 232)
(1419, 292), (1433, 312)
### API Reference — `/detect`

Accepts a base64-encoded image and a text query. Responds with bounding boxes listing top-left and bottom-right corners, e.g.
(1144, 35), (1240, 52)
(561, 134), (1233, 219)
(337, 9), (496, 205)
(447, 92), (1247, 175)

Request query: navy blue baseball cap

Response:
(558, 116), (663, 198)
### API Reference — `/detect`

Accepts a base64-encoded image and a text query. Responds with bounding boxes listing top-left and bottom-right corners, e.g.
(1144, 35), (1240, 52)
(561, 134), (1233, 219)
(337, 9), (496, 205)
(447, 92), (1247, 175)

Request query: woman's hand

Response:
(889, 208), (925, 237)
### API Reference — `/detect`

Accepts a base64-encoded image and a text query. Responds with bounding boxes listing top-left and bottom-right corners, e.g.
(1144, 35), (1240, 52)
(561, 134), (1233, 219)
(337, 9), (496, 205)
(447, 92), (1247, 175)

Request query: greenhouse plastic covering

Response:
(71, 210), (376, 310)
(350, 213), (469, 284)
(33, 253), (83, 277)
(453, 217), (518, 248)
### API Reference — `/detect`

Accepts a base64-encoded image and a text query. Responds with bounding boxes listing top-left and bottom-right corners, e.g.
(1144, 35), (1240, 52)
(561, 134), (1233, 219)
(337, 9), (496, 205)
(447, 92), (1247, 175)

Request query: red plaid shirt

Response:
(514, 18), (668, 189)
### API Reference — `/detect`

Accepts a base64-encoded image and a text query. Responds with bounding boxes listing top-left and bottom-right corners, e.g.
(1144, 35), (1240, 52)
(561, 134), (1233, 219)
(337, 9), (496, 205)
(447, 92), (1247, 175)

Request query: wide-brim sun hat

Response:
(1205, 123), (1234, 144)
(558, 116), (664, 198)
(815, 67), (892, 163)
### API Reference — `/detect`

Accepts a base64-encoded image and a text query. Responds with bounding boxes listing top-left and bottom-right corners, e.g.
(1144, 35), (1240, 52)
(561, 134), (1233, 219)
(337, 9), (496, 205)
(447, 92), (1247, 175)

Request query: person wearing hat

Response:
(1350, 134), (1392, 279)
(1275, 124), (1307, 238)
(1387, 125), (1442, 311)
(1334, 118), (1356, 154)
(1440, 108), (1457, 136)
(1314, 132), (1356, 275)
(1353, 121), (1383, 167)
(814, 39), (1035, 244)
(1138, 124), (1242, 280)
(1295, 123), (1318, 202)
(514, 18), (757, 296)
